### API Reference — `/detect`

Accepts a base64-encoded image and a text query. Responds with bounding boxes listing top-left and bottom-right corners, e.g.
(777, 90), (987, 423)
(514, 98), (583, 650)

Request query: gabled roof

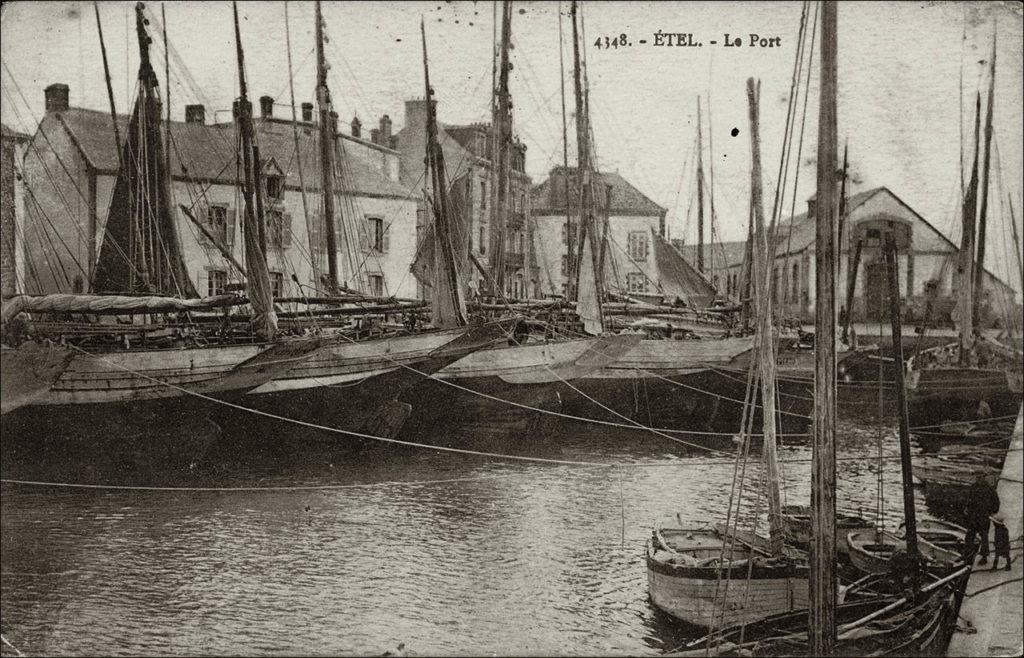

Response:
(531, 166), (666, 217)
(44, 107), (411, 199)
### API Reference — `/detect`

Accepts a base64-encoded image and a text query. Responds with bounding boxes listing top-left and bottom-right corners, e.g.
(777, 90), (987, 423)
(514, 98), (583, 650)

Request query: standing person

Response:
(964, 474), (1001, 564)
(990, 511), (1011, 571)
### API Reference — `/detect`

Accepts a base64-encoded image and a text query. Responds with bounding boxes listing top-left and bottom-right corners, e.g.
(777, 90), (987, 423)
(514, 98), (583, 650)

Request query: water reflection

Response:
(2, 418), (938, 655)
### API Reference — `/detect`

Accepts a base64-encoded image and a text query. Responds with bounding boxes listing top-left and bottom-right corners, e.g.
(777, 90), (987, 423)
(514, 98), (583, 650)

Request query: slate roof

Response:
(46, 107), (411, 198)
(531, 166), (666, 217)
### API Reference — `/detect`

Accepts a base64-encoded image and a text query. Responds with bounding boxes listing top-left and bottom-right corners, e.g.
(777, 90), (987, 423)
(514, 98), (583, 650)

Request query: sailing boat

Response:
(905, 37), (1023, 430)
(217, 0), (508, 441)
(0, 3), (319, 465)
(674, 4), (971, 653)
(646, 77), (811, 630)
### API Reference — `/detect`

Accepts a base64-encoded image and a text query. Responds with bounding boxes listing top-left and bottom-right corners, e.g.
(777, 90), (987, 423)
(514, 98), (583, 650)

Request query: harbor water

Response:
(1, 420), (945, 655)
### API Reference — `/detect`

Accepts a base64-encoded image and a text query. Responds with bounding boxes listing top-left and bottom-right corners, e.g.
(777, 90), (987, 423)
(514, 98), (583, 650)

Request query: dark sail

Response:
(93, 2), (195, 297)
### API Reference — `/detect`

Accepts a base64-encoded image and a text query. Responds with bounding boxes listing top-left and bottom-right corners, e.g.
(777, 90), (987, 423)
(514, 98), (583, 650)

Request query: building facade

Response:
(677, 187), (1018, 326)
(531, 167), (667, 298)
(1, 124), (30, 298)
(19, 83), (420, 300)
(393, 99), (536, 300)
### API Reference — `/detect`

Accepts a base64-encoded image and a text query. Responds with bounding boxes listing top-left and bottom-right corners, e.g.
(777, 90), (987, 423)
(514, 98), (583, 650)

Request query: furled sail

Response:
(92, 3), (196, 298)
(576, 218), (604, 335)
(651, 229), (717, 308)
(1, 293), (242, 323)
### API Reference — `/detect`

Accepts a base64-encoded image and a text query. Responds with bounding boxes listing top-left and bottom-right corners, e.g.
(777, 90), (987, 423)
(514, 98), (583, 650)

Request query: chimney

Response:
(351, 116), (362, 138)
(329, 110), (339, 134)
(370, 128), (381, 145)
(807, 196), (817, 218)
(301, 102), (314, 122)
(404, 99), (429, 134)
(44, 83), (70, 113)
(185, 104), (206, 125)
(232, 99), (251, 120)
(379, 114), (392, 144)
(259, 95), (274, 119)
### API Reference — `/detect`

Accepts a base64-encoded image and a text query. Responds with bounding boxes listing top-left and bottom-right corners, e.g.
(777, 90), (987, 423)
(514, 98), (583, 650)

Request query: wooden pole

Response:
(957, 94), (981, 364)
(315, 0), (340, 291)
(558, 2), (575, 299)
(284, 3), (320, 295)
(842, 239), (862, 343)
(489, 0), (513, 294)
(746, 77), (785, 556)
(972, 34), (996, 330)
(93, 2), (123, 172)
(1009, 195), (1023, 294)
(696, 97), (705, 274)
(810, 1), (838, 654)
(884, 227), (919, 560)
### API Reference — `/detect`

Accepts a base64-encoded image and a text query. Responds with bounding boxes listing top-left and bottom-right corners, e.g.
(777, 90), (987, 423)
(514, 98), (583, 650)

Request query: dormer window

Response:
(266, 175), (283, 201)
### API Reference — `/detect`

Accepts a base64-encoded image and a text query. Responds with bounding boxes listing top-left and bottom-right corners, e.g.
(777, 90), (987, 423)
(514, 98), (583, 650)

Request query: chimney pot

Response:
(185, 104), (206, 124)
(370, 128), (381, 145)
(232, 99), (252, 120)
(44, 83), (70, 113)
(301, 102), (314, 122)
(259, 95), (274, 119)
(379, 114), (392, 143)
(351, 116), (362, 138)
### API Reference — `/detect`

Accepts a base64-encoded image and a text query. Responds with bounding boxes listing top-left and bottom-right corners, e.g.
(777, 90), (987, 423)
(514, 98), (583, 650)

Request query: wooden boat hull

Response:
(399, 335), (642, 446)
(556, 338), (813, 442)
(220, 323), (510, 441)
(670, 575), (967, 656)
(0, 342), (75, 414)
(907, 368), (1022, 429)
(780, 504), (872, 554)
(646, 528), (809, 629)
(847, 529), (962, 576)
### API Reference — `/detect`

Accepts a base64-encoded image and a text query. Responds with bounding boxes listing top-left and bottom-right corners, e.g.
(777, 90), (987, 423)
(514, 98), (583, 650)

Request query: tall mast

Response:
(570, 0), (603, 334)
(284, 2), (320, 295)
(810, 2), (838, 653)
(696, 97), (705, 274)
(972, 34), (996, 331)
(93, 2), (123, 173)
(746, 77), (784, 556)
(421, 20), (468, 328)
(232, 0), (276, 339)
(315, 0), (340, 291)
(488, 0), (513, 295)
(957, 94), (981, 364)
(558, 2), (575, 300)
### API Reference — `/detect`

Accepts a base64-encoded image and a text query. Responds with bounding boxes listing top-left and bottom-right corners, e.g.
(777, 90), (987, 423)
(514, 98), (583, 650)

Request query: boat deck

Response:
(947, 406), (1023, 657)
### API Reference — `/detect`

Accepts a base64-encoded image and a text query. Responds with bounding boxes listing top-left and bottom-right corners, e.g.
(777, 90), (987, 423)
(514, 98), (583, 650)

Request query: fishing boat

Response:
(647, 71), (809, 629)
(911, 413), (1016, 453)
(905, 39), (1023, 428)
(0, 3), (320, 467)
(669, 5), (973, 654)
(780, 504), (872, 554)
(846, 528), (962, 576)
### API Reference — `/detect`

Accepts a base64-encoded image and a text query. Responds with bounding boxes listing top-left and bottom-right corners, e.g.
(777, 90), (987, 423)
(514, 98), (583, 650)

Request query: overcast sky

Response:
(2, 1), (1022, 294)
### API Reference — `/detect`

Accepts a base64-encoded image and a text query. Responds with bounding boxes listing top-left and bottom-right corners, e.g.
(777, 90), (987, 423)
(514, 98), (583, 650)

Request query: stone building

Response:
(1, 124), (30, 298)
(19, 83), (419, 299)
(677, 187), (1017, 325)
(393, 99), (536, 299)
(530, 166), (667, 298)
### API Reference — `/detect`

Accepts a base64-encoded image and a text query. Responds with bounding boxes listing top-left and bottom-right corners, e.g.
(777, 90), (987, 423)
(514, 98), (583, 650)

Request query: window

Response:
(479, 225), (487, 255)
(267, 210), (285, 247)
(207, 269), (227, 296)
(209, 205), (229, 245)
(480, 181), (487, 208)
(561, 255), (568, 277)
(269, 271), (284, 299)
(627, 231), (648, 262)
(266, 175), (283, 201)
(627, 272), (648, 293)
(866, 228), (881, 247)
(368, 217), (385, 253)
(562, 221), (577, 245)
(368, 274), (384, 297)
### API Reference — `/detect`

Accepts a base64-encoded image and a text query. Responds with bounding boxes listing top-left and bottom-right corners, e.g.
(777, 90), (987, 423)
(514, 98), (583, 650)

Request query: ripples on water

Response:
(1, 419), (942, 655)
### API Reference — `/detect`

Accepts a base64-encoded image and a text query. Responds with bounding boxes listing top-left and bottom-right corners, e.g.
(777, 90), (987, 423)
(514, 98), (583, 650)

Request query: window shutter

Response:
(197, 206), (212, 246)
(283, 213), (293, 247)
(226, 208), (237, 247)
(382, 225), (390, 254)
(358, 220), (369, 253)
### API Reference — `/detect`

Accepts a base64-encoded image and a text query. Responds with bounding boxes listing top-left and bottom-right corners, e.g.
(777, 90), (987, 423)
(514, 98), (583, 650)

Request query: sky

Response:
(2, 1), (1022, 295)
